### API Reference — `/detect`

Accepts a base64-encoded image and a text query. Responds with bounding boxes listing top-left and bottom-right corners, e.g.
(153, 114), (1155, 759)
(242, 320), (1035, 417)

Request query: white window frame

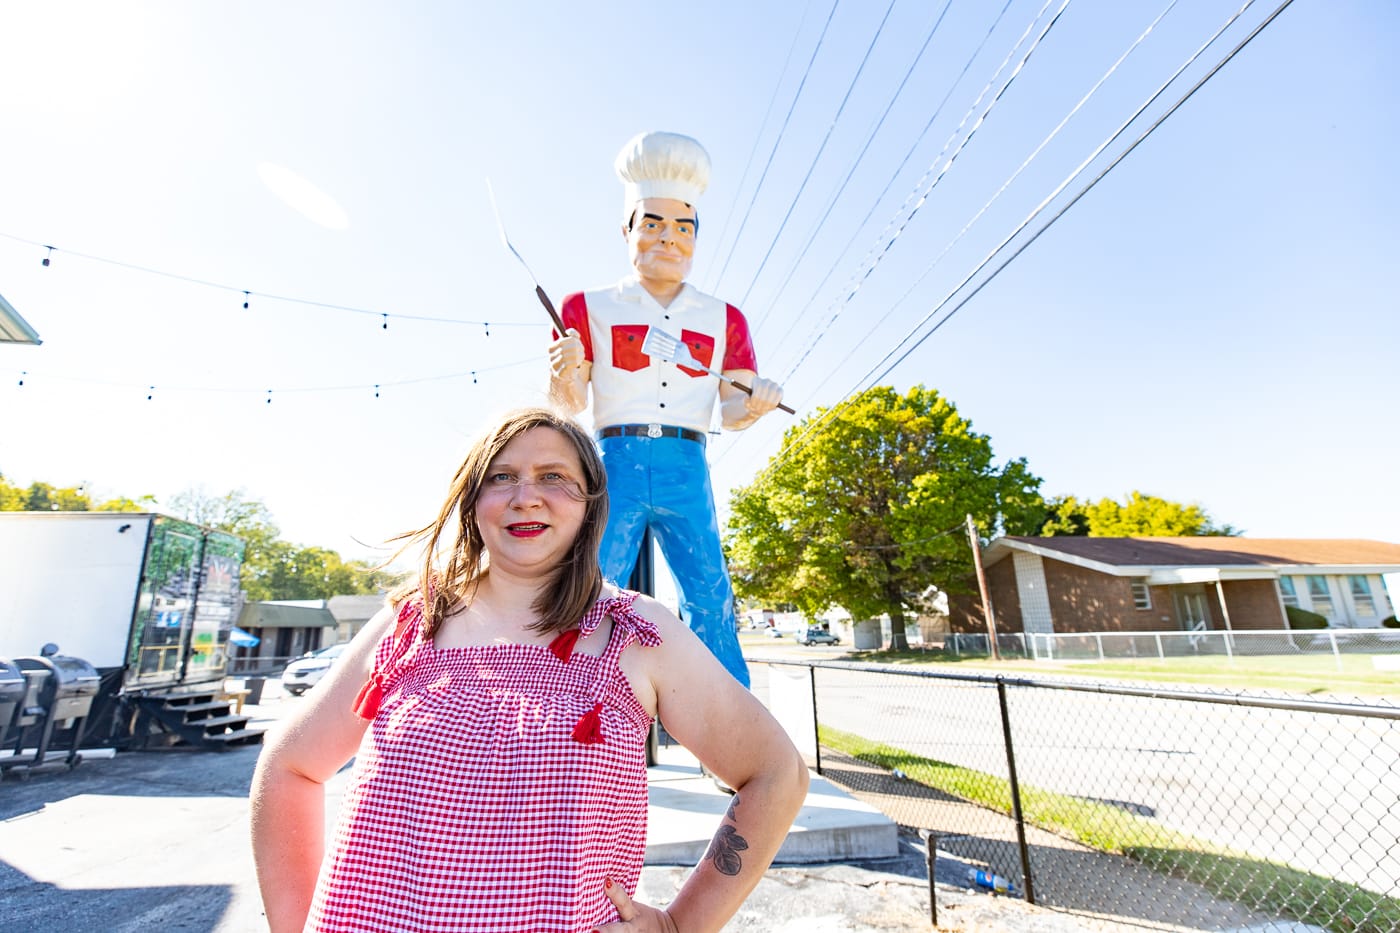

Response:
(1130, 579), (1151, 611)
(1305, 575), (1335, 619)
(1277, 576), (1299, 609)
(1349, 576), (1377, 618)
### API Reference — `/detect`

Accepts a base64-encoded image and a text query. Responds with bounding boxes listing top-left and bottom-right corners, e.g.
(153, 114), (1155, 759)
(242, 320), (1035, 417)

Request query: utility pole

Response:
(966, 514), (1000, 661)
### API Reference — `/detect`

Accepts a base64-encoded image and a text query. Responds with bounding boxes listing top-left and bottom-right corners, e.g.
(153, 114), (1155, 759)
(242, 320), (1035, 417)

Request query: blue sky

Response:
(1, 0), (1396, 574)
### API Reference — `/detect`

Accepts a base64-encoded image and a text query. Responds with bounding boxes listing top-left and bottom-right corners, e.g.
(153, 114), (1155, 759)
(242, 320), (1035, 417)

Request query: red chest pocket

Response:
(678, 330), (715, 378)
(610, 324), (649, 372)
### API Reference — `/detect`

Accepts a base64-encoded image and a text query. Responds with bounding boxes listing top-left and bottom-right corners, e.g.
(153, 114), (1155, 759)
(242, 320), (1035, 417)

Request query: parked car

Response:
(795, 627), (840, 646)
(281, 643), (348, 696)
(764, 627), (784, 638)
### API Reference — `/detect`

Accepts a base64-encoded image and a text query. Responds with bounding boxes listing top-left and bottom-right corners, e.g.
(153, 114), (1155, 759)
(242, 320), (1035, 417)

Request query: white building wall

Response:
(1013, 551), (1055, 635)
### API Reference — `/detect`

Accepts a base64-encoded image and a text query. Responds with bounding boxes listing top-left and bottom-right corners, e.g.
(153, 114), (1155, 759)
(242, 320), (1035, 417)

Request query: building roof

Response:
(327, 593), (388, 623)
(237, 602), (337, 629)
(985, 536), (1400, 581)
(1, 292), (42, 344)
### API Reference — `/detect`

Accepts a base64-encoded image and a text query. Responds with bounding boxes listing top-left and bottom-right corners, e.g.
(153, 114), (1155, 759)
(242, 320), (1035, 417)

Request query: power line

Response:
(817, 0), (1186, 388)
(737, 0), (901, 315)
(862, 0), (1265, 391)
(741, 0), (1289, 491)
(748, 0), (961, 343)
(702, 1), (817, 294)
(708, 0), (842, 294)
(772, 0), (1046, 385)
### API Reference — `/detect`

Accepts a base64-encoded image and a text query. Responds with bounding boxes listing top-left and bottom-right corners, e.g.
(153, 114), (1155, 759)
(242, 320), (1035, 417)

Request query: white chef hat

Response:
(614, 131), (711, 217)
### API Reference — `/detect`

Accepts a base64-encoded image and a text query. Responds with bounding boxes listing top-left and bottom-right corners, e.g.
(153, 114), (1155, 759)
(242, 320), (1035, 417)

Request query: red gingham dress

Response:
(306, 589), (661, 932)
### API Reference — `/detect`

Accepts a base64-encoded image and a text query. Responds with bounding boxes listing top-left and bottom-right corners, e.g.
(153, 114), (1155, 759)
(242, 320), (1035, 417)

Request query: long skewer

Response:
(486, 180), (567, 334)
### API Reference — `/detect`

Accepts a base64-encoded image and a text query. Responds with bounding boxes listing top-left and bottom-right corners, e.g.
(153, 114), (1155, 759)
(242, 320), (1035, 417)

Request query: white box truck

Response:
(0, 511), (261, 748)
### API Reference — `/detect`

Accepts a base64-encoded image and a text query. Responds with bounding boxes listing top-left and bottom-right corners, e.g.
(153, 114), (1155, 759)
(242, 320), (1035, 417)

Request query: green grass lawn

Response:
(821, 725), (1400, 933)
(832, 648), (1400, 698)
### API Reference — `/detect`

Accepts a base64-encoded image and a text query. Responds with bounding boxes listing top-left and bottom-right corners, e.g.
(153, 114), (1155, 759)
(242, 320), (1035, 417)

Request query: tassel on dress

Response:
(548, 628), (581, 662)
(352, 674), (384, 720)
(571, 701), (604, 745)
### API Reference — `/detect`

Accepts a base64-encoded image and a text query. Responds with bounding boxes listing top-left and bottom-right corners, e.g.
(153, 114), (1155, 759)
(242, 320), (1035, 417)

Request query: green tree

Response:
(725, 385), (1045, 650)
(0, 474), (25, 510)
(167, 487), (399, 601)
(1038, 495), (1091, 536)
(1082, 490), (1239, 537)
(22, 481), (91, 511)
(95, 494), (160, 512)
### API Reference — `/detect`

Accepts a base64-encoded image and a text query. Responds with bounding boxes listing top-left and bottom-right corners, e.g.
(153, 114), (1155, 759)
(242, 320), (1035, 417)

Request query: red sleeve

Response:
(556, 292), (593, 363)
(723, 304), (758, 372)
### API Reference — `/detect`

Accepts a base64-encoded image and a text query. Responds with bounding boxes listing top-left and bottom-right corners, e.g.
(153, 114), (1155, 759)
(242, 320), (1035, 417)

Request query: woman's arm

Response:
(249, 606), (393, 932)
(615, 601), (810, 933)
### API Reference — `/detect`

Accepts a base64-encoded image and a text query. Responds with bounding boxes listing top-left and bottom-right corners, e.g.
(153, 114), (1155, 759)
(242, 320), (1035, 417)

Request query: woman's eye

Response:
(489, 472), (515, 485)
(541, 473), (567, 486)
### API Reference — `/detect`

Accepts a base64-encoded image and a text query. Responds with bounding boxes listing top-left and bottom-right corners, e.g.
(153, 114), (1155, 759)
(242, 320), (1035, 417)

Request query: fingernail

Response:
(604, 877), (613, 889)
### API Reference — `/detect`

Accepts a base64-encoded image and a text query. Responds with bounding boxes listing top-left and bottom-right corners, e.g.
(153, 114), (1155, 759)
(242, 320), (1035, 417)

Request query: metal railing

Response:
(933, 627), (1400, 667)
(750, 659), (1400, 932)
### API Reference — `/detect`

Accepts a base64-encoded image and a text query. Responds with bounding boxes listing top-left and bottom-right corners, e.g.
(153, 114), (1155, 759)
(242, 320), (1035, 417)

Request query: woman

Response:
(250, 407), (809, 932)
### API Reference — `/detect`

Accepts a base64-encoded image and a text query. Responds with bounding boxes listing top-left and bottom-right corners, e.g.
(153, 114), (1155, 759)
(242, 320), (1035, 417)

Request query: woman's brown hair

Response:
(388, 407), (607, 639)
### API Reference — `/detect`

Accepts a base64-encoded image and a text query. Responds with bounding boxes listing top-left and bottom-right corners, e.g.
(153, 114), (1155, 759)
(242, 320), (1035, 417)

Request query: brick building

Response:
(961, 537), (1400, 637)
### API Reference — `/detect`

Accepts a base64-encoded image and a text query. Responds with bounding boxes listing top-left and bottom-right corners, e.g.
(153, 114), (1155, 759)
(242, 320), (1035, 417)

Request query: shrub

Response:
(1383, 615), (1398, 629)
(1285, 605), (1328, 630)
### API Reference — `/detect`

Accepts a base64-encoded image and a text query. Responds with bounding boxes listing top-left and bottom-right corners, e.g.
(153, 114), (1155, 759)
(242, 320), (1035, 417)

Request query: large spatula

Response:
(641, 327), (795, 414)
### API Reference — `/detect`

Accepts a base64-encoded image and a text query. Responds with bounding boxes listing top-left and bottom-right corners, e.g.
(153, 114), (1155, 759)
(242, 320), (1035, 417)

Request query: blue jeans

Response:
(597, 434), (749, 687)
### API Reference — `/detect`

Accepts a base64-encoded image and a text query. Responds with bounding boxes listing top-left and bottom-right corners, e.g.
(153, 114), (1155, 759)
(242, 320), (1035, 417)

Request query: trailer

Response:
(0, 512), (263, 749)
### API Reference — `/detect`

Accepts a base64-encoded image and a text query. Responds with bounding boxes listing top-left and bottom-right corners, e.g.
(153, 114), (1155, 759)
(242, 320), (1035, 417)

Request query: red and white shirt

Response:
(560, 277), (758, 434)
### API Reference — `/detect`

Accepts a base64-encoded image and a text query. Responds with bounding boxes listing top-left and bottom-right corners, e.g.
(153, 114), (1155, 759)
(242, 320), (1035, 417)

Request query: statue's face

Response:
(624, 197), (696, 288)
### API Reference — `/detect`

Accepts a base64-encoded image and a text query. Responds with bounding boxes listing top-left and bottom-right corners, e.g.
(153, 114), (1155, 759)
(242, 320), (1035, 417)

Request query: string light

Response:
(381, 313), (388, 330)
(0, 232), (538, 332)
(266, 389), (273, 405)
(374, 384), (380, 398)
(18, 371), (25, 386)
(147, 386), (154, 401)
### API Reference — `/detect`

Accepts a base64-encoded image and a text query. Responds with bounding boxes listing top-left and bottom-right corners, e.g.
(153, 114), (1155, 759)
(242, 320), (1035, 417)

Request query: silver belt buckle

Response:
(646, 423), (663, 439)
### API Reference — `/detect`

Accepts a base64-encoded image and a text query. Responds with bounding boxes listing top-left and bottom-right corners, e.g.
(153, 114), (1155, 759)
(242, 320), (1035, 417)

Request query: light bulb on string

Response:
(243, 290), (250, 310)
(266, 389), (273, 405)
(42, 246), (53, 267)
(471, 371), (477, 385)
(484, 322), (490, 338)
(382, 314), (388, 331)
(374, 384), (380, 399)
(147, 386), (154, 401)
(18, 371), (26, 386)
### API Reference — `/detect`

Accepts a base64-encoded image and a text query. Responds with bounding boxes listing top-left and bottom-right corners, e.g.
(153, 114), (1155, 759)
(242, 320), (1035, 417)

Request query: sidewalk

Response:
(0, 688), (1193, 932)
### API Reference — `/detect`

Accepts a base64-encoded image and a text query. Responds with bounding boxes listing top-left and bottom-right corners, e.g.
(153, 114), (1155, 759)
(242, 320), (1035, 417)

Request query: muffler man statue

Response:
(548, 130), (785, 687)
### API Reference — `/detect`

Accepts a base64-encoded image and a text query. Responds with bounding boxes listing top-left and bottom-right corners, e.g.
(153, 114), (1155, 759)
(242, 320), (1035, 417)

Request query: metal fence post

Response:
(809, 664), (823, 776)
(920, 828), (937, 926)
(996, 678), (1036, 904)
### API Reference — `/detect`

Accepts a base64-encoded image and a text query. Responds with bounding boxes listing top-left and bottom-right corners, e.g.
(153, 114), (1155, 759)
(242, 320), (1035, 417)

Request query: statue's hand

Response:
(549, 329), (585, 377)
(744, 376), (784, 416)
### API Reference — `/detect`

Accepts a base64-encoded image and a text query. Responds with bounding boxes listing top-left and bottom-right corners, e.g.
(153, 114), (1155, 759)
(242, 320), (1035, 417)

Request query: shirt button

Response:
(659, 402), (666, 408)
(661, 381), (668, 387)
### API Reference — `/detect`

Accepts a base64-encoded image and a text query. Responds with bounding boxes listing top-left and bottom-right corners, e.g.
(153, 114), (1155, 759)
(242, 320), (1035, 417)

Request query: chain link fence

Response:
(750, 660), (1400, 932)
(934, 628), (1400, 664)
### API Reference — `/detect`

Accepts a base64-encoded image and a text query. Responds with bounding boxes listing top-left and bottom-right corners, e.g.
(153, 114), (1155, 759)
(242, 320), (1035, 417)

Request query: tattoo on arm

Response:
(704, 792), (749, 876)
